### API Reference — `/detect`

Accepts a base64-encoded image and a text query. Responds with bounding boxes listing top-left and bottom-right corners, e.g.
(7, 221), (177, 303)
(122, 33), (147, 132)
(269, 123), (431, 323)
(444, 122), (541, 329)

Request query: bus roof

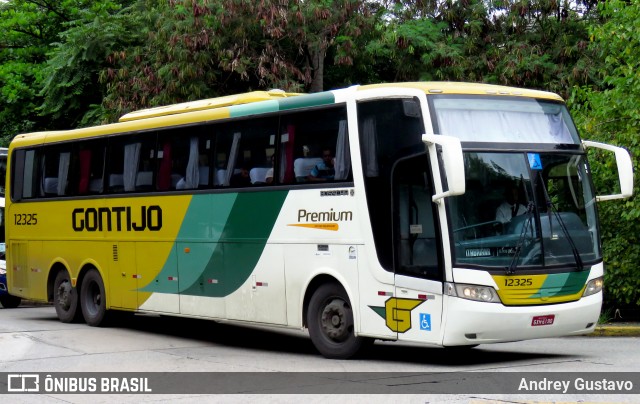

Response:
(118, 90), (302, 122)
(10, 82), (565, 148)
(358, 82), (564, 101)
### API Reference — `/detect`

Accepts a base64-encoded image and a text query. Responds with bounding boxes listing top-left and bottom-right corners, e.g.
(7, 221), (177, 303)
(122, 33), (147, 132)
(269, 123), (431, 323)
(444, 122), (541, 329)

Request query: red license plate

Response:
(531, 315), (555, 326)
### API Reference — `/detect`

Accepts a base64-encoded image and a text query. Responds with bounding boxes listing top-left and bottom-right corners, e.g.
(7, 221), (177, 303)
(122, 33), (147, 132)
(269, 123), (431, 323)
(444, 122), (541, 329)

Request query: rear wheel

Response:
(0, 294), (21, 308)
(80, 269), (107, 326)
(307, 283), (365, 359)
(53, 270), (82, 323)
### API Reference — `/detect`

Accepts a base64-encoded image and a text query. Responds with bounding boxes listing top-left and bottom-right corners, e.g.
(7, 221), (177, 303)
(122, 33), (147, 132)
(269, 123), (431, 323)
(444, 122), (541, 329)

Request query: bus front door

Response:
(393, 154), (444, 345)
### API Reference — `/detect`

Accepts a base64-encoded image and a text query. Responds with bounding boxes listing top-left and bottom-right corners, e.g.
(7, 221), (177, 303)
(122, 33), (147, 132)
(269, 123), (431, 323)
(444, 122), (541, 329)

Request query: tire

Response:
(0, 294), (22, 308)
(307, 282), (365, 359)
(80, 269), (108, 327)
(444, 344), (479, 350)
(53, 270), (82, 323)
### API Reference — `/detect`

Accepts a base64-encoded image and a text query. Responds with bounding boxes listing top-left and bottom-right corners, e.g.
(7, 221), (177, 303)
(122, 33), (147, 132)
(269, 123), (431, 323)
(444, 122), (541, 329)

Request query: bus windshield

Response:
(448, 152), (600, 269)
(432, 95), (580, 144)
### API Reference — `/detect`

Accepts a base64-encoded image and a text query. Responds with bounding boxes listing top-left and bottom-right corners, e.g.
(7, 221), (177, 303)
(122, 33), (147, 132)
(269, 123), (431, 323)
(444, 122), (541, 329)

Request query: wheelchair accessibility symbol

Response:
(420, 313), (431, 331)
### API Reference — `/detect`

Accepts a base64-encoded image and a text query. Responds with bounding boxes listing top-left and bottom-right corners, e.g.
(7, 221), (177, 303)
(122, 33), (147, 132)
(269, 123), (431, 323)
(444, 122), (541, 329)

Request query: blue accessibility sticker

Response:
(528, 153), (543, 170)
(420, 313), (431, 331)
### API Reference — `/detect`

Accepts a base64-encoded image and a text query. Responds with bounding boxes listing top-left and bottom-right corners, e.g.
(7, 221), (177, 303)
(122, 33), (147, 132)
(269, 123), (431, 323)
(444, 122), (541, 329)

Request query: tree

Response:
(569, 0), (640, 307)
(0, 0), (135, 140)
(364, 0), (599, 98)
(0, 0), (66, 141)
(38, 0), (141, 127)
(101, 0), (378, 119)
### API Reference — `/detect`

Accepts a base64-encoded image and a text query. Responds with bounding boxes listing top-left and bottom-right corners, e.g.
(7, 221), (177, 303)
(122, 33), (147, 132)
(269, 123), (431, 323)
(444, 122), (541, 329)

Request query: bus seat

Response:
(198, 166), (209, 186)
(109, 174), (124, 192)
(89, 179), (103, 193)
(294, 157), (322, 182)
(249, 167), (270, 184)
(171, 174), (182, 189)
(135, 171), (153, 190)
(43, 178), (58, 195)
(215, 169), (226, 186)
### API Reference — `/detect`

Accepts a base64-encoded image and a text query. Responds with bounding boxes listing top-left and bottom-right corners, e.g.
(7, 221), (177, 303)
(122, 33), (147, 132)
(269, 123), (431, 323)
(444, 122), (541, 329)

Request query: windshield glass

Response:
(448, 152), (600, 269)
(432, 96), (580, 144)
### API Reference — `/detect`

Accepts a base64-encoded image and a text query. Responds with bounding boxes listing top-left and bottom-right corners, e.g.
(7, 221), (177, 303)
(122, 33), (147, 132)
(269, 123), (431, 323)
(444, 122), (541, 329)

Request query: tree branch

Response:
(25, 0), (72, 22)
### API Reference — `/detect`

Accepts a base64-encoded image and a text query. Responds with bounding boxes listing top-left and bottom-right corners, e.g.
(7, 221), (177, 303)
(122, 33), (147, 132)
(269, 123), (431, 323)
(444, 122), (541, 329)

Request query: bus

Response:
(5, 83), (633, 358)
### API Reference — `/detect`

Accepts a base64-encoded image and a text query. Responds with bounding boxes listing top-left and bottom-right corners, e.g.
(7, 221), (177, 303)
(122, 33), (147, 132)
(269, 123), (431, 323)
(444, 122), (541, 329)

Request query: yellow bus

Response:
(6, 83), (633, 358)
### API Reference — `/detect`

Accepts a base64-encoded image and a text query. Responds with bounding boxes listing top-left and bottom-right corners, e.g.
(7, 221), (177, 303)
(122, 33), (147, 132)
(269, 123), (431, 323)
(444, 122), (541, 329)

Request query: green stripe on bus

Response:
(277, 91), (335, 111)
(229, 100), (280, 118)
(181, 190), (288, 297)
(528, 271), (589, 299)
(160, 191), (288, 297)
(140, 193), (238, 293)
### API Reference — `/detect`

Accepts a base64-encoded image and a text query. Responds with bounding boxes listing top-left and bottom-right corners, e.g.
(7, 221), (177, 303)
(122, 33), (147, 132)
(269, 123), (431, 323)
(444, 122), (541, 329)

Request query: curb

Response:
(587, 324), (640, 337)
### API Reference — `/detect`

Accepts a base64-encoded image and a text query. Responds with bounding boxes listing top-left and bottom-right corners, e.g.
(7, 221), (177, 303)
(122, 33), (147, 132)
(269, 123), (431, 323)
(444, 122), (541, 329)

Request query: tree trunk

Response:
(309, 45), (325, 93)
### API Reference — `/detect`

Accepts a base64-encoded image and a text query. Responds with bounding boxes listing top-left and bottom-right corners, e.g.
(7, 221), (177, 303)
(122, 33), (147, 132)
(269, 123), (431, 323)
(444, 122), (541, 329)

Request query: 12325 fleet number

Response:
(14, 213), (38, 226)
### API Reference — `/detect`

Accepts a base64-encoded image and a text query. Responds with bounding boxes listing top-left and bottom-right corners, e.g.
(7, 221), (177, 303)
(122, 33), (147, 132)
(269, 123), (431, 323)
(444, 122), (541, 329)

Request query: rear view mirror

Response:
(582, 140), (633, 201)
(422, 134), (465, 202)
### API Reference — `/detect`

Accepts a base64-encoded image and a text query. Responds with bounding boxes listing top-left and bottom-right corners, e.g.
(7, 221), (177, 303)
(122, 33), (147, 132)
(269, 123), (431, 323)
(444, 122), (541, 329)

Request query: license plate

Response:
(531, 315), (555, 326)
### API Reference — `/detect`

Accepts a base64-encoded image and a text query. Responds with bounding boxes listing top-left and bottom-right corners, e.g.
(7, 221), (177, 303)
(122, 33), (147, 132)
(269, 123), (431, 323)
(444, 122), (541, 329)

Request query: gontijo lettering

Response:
(72, 206), (162, 232)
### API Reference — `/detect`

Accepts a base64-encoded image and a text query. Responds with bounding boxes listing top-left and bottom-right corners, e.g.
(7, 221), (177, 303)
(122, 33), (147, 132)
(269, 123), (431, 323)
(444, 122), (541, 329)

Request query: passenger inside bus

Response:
(307, 148), (335, 182)
(230, 163), (252, 187)
(495, 184), (527, 225)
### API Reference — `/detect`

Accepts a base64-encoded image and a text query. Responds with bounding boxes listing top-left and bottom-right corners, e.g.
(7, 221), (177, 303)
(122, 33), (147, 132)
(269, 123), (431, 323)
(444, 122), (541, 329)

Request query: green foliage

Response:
(569, 0), (640, 306)
(101, 0), (377, 118)
(0, 0), (136, 136)
(39, 1), (143, 127)
(366, 0), (599, 95)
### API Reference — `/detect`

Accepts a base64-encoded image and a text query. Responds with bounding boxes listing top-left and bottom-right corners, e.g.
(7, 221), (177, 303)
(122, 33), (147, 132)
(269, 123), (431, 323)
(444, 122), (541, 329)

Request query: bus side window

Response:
(215, 117), (278, 188)
(279, 105), (350, 185)
(106, 133), (157, 193)
(39, 146), (72, 197)
(76, 140), (106, 195)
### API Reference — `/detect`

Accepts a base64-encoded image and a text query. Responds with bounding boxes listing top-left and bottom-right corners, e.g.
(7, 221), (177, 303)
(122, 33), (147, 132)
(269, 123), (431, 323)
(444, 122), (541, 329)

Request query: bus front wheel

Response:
(307, 283), (365, 359)
(80, 269), (107, 327)
(53, 270), (82, 323)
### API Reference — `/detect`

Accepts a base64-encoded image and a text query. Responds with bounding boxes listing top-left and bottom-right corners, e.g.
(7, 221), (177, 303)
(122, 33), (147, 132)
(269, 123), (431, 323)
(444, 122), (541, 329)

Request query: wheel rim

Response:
(57, 280), (72, 311)
(84, 281), (101, 316)
(320, 298), (352, 343)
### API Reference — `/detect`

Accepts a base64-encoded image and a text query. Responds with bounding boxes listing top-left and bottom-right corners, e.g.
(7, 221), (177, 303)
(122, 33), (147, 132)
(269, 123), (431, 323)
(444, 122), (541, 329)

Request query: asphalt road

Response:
(0, 303), (638, 403)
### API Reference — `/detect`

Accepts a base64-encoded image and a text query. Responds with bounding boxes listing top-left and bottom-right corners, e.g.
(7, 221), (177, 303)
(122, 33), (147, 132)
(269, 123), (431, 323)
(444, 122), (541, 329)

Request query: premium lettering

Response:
(72, 205), (162, 232)
(297, 208), (353, 222)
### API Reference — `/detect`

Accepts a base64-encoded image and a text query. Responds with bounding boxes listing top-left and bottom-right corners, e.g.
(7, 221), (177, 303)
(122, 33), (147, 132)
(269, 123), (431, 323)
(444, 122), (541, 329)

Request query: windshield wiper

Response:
(506, 202), (535, 275)
(538, 172), (584, 271)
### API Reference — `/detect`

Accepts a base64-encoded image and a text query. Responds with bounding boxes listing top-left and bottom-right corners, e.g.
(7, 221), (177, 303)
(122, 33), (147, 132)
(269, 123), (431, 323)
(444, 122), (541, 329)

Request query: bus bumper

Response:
(441, 292), (601, 346)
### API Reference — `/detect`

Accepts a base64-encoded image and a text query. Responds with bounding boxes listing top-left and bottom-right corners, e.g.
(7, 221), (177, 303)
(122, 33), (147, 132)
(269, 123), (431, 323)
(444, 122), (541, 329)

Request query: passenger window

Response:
(106, 133), (157, 193)
(279, 106), (350, 185)
(12, 148), (39, 200)
(76, 140), (106, 195)
(158, 126), (212, 191)
(214, 117), (278, 187)
(39, 145), (73, 197)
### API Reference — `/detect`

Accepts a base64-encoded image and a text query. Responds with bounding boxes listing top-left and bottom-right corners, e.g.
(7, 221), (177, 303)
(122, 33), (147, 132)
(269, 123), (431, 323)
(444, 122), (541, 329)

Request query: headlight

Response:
(445, 282), (501, 303)
(583, 277), (603, 297)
